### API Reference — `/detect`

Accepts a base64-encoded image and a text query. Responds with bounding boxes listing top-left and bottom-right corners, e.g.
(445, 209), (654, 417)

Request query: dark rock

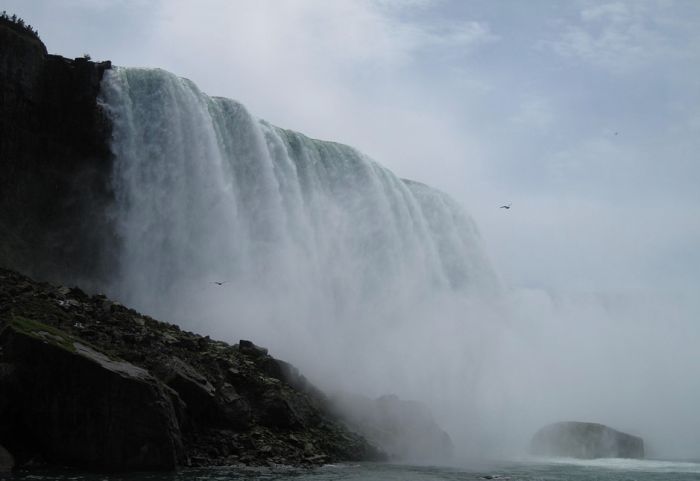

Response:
(0, 444), (13, 473)
(239, 339), (268, 356)
(530, 421), (645, 459)
(0, 267), (385, 470)
(0, 319), (183, 470)
(217, 382), (252, 429)
(0, 19), (115, 291)
(154, 357), (216, 413)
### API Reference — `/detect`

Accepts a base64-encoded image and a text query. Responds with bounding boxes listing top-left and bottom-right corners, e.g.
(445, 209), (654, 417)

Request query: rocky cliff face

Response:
(0, 18), (115, 290)
(0, 268), (384, 470)
(530, 421), (645, 459)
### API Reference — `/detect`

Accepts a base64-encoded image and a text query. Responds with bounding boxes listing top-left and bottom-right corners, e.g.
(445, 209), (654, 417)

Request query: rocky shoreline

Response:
(0, 267), (384, 471)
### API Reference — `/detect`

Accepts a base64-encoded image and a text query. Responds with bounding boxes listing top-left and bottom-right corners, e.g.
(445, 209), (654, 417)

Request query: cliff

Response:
(0, 18), (115, 290)
(530, 421), (645, 459)
(0, 267), (383, 470)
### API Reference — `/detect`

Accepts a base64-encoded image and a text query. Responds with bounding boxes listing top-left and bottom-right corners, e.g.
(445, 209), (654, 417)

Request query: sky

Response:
(5, 0), (699, 294)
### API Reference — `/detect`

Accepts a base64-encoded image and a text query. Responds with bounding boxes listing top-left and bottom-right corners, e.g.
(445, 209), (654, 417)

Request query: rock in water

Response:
(530, 421), (644, 459)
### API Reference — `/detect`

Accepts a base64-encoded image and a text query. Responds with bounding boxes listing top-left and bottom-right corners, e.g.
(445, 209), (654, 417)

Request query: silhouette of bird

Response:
(500, 203), (511, 209)
(211, 281), (228, 286)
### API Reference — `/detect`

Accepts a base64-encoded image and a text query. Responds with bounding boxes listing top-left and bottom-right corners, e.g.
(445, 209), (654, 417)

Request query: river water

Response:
(6, 458), (700, 481)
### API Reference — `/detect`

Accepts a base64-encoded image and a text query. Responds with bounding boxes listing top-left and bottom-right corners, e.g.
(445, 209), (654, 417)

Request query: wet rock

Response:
(530, 421), (645, 459)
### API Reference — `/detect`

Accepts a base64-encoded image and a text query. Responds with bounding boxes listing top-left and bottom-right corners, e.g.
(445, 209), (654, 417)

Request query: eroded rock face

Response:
(0, 320), (183, 470)
(530, 421), (644, 459)
(0, 19), (115, 290)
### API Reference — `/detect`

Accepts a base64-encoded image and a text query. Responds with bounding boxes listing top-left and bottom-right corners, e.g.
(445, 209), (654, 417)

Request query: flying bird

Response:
(500, 203), (511, 209)
(211, 281), (228, 286)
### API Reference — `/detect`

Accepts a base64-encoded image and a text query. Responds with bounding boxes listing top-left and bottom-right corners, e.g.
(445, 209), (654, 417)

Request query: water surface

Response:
(7, 458), (700, 481)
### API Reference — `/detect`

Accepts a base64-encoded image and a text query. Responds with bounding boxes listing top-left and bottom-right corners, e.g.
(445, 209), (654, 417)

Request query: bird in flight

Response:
(500, 203), (511, 209)
(211, 281), (228, 286)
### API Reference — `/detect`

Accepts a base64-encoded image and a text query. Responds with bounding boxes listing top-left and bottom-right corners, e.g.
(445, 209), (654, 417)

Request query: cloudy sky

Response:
(5, 0), (700, 293)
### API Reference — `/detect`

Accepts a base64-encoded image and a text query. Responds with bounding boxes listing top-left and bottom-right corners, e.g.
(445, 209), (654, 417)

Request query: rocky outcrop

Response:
(0, 319), (183, 470)
(0, 17), (115, 290)
(330, 393), (454, 462)
(530, 421), (644, 459)
(0, 268), (384, 471)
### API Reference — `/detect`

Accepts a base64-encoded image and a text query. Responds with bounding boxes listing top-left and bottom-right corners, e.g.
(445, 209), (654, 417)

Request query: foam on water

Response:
(525, 456), (700, 474)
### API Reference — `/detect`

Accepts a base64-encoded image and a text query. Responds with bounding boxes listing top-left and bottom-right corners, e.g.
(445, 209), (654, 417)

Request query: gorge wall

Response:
(0, 18), (114, 289)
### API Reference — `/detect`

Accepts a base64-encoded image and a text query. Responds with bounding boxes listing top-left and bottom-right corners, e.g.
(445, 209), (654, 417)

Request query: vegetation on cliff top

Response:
(0, 11), (39, 39)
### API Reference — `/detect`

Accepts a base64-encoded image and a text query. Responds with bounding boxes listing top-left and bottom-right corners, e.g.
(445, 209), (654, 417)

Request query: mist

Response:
(5, 0), (699, 463)
(96, 65), (700, 463)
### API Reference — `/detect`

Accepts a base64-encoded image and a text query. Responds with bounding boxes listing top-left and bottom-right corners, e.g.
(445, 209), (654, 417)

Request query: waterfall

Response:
(98, 67), (501, 411)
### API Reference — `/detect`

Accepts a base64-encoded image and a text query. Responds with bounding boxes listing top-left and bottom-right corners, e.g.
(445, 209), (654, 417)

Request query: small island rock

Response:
(530, 421), (644, 459)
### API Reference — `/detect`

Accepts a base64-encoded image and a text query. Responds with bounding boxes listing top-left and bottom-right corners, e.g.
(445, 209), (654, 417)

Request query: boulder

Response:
(153, 356), (251, 429)
(530, 421), (644, 459)
(239, 339), (268, 356)
(0, 318), (183, 470)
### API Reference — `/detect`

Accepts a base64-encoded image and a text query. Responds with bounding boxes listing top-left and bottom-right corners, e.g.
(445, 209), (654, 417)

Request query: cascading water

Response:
(98, 67), (504, 453)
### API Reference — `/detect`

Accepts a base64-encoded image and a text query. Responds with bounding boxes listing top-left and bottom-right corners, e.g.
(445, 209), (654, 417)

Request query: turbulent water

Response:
(7, 459), (700, 481)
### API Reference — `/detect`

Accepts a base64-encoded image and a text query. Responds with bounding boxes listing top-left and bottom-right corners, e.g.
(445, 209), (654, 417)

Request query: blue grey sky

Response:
(4, 0), (699, 292)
